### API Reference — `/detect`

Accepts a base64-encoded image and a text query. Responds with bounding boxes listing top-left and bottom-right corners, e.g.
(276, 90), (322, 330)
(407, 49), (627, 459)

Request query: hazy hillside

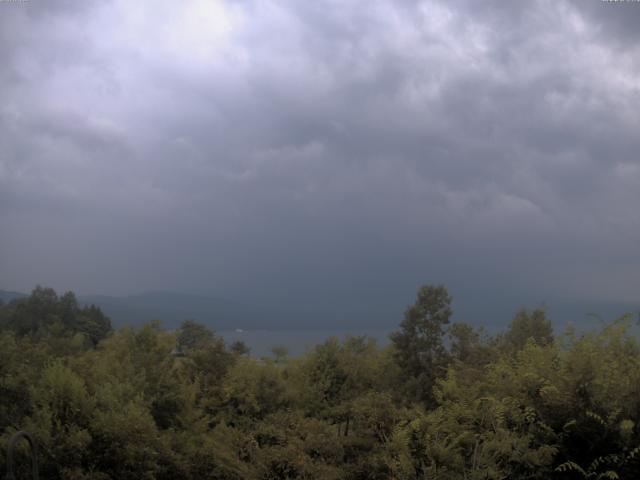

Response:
(3, 288), (636, 334)
(78, 291), (290, 330)
(88, 293), (637, 333)
(0, 289), (284, 330)
(0, 290), (27, 303)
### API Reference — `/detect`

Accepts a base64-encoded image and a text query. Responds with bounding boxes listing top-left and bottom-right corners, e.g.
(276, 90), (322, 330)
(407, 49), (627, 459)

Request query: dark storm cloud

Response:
(569, 0), (640, 43)
(1, 0), (638, 327)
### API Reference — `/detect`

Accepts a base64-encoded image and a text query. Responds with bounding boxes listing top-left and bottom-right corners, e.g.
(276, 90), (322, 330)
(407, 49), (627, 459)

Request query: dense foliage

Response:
(1, 285), (639, 479)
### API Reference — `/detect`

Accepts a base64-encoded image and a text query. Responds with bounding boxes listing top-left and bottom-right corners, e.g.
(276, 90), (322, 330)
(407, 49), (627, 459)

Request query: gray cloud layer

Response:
(1, 0), (639, 327)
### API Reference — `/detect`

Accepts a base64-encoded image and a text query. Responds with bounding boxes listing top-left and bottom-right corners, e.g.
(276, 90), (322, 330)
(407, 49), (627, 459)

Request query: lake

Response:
(220, 329), (392, 357)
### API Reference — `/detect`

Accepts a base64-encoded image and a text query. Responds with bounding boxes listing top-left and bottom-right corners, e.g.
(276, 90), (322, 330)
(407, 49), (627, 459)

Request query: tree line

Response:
(1, 284), (639, 479)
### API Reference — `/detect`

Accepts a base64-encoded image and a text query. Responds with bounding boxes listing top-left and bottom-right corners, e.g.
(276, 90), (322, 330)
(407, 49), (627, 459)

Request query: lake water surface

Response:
(220, 329), (392, 357)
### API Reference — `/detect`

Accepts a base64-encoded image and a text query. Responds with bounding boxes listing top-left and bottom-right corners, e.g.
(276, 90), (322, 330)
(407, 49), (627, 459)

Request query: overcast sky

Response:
(1, 0), (639, 328)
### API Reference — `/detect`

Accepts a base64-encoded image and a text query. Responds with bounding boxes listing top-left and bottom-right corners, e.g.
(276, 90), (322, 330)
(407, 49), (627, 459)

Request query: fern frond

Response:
(627, 446), (640, 459)
(596, 471), (619, 480)
(586, 411), (607, 428)
(556, 460), (587, 477)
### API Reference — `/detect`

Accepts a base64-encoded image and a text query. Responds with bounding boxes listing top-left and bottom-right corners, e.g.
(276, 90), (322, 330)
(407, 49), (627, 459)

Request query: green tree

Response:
(75, 304), (111, 347)
(222, 358), (289, 423)
(271, 345), (289, 364)
(230, 340), (250, 357)
(1, 287), (111, 347)
(448, 322), (497, 367)
(24, 361), (95, 479)
(502, 308), (553, 352)
(252, 411), (344, 480)
(8, 285), (59, 338)
(177, 319), (215, 351)
(390, 284), (452, 406)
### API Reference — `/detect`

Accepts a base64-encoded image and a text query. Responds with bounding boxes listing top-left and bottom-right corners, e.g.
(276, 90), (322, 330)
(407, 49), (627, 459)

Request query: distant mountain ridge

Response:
(0, 289), (27, 303)
(2, 288), (637, 333)
(0, 289), (288, 331)
(81, 291), (292, 330)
